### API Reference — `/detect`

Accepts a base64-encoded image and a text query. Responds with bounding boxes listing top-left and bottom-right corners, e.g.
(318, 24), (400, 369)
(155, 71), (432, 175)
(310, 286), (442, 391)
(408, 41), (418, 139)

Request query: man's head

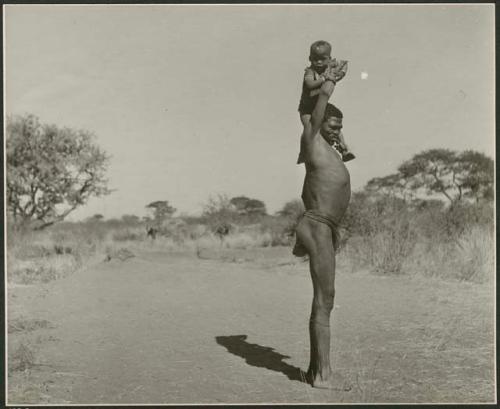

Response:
(320, 104), (343, 145)
(309, 40), (332, 71)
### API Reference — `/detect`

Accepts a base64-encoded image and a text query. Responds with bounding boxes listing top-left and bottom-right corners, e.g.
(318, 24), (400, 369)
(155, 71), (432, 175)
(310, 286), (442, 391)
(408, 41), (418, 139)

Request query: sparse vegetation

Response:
(6, 184), (494, 285)
(9, 317), (53, 334)
(10, 343), (36, 372)
(342, 177), (494, 282)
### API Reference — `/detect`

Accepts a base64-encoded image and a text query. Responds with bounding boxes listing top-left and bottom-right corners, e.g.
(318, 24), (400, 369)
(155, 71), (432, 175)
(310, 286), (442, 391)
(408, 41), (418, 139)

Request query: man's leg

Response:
(296, 217), (337, 388)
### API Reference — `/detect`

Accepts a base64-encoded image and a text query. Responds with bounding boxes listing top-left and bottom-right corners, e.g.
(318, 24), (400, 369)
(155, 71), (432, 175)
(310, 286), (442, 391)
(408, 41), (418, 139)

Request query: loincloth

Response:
(302, 209), (341, 250)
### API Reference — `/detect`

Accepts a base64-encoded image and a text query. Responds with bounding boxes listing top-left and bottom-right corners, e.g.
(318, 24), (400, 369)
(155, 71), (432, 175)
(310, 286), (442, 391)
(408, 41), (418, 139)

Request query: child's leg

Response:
(297, 114), (312, 164)
(338, 131), (356, 162)
(338, 131), (349, 150)
(300, 114), (312, 128)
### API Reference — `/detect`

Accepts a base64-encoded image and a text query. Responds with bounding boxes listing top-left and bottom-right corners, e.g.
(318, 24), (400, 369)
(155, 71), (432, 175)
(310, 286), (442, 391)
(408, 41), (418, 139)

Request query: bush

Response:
(259, 215), (295, 247)
(342, 192), (493, 281)
(407, 225), (493, 283)
(223, 232), (272, 249)
(8, 255), (79, 284)
(7, 221), (111, 284)
(343, 212), (416, 274)
(10, 343), (35, 372)
(112, 229), (143, 242)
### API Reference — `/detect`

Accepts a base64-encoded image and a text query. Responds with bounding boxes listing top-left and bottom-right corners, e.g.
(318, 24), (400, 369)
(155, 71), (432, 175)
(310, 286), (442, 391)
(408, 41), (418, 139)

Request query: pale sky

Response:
(4, 4), (495, 220)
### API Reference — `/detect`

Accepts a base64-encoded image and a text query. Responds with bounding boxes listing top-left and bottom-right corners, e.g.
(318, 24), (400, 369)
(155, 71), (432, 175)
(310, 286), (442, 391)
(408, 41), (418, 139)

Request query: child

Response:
(297, 40), (355, 164)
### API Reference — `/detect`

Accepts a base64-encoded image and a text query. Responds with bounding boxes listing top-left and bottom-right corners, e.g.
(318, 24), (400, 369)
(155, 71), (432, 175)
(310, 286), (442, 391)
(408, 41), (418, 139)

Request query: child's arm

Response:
(303, 67), (325, 90)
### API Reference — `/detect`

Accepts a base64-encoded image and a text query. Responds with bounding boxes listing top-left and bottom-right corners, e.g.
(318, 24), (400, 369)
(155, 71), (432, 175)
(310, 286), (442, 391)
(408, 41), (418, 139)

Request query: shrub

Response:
(10, 343), (35, 372)
(259, 215), (295, 247)
(8, 255), (80, 284)
(453, 225), (494, 282)
(342, 191), (494, 281)
(7, 220), (110, 284)
(112, 229), (143, 242)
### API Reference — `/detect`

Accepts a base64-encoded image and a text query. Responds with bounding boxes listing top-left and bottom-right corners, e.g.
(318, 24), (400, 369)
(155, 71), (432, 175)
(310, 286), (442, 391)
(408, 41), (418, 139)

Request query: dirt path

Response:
(7, 248), (495, 404)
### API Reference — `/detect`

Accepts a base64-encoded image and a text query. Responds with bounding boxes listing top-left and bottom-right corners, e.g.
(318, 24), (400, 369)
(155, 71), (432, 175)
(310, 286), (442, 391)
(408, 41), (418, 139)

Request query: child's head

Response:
(309, 40), (332, 71)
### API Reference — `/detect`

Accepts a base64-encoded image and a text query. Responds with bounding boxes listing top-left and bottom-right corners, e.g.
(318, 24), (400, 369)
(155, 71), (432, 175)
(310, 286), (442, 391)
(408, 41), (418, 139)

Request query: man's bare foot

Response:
(292, 240), (308, 257)
(310, 371), (352, 391)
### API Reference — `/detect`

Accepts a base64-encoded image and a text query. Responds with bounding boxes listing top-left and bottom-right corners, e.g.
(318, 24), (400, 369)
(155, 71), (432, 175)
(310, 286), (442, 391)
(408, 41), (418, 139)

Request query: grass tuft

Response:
(10, 343), (35, 372)
(8, 317), (53, 334)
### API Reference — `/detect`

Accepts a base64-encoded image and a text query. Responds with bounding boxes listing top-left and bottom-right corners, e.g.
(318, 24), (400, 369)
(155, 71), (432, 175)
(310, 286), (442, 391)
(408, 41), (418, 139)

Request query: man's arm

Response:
(309, 80), (335, 137)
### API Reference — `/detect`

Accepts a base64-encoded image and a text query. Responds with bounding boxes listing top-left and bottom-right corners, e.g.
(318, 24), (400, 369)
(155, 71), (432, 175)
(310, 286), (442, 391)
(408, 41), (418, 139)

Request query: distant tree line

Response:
(6, 113), (492, 237)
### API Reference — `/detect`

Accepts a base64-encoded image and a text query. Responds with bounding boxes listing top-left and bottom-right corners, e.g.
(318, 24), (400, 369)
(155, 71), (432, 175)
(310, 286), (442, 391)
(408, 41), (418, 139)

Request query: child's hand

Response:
(328, 59), (348, 83)
(323, 67), (338, 83)
(334, 70), (346, 82)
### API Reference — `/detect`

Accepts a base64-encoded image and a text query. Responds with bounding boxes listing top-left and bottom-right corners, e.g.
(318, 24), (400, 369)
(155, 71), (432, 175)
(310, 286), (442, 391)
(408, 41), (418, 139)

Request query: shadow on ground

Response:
(215, 335), (307, 384)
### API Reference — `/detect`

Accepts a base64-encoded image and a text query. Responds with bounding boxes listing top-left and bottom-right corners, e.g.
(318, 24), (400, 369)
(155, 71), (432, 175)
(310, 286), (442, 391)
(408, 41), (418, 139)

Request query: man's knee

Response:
(313, 290), (335, 313)
(310, 297), (334, 325)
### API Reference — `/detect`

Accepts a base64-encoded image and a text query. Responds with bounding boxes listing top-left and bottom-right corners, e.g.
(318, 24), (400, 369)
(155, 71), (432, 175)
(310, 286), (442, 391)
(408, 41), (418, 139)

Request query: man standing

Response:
(293, 78), (351, 389)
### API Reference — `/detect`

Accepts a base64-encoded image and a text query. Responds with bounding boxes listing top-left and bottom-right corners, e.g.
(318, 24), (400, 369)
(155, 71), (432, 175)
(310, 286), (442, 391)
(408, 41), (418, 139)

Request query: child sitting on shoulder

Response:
(297, 40), (355, 164)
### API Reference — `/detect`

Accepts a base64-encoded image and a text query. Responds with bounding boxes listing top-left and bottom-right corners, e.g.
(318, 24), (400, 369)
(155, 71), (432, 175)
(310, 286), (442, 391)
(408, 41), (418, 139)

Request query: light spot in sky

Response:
(361, 72), (369, 80)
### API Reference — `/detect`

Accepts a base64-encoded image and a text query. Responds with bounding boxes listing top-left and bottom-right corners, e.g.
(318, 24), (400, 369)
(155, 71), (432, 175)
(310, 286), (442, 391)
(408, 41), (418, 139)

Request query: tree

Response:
(229, 196), (250, 214)
(201, 193), (236, 228)
(277, 199), (304, 219)
(86, 214), (104, 222)
(456, 150), (494, 202)
(245, 199), (267, 215)
(275, 199), (305, 236)
(121, 214), (140, 224)
(229, 195), (267, 216)
(365, 173), (414, 201)
(6, 114), (111, 229)
(366, 149), (493, 204)
(145, 201), (176, 226)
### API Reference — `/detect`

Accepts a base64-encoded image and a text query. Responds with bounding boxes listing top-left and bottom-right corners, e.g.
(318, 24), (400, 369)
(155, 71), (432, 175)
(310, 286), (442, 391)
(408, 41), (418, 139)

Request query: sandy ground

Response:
(7, 247), (496, 404)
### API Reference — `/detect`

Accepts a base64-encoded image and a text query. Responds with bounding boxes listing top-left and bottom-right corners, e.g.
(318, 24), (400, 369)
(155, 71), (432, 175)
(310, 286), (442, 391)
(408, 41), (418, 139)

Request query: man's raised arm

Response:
(310, 80), (335, 137)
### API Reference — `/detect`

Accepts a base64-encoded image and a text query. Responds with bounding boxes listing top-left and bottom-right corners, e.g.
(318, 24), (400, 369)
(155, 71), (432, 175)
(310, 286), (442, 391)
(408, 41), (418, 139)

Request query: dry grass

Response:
(341, 204), (494, 284)
(405, 225), (494, 283)
(9, 343), (36, 372)
(7, 255), (82, 284)
(7, 226), (99, 284)
(8, 221), (494, 285)
(6, 220), (286, 285)
(9, 317), (53, 333)
(6, 200), (495, 286)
